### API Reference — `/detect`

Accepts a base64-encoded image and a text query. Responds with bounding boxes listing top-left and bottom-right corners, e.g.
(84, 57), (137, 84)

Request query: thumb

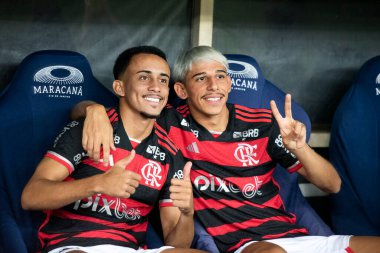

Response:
(182, 161), (192, 181)
(114, 149), (136, 169)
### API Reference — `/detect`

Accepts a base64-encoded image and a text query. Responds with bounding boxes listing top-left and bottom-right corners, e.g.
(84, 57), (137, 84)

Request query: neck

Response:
(190, 105), (229, 132)
(119, 103), (155, 141)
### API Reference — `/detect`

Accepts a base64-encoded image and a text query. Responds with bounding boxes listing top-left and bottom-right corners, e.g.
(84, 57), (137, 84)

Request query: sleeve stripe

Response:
(287, 161), (303, 173)
(45, 151), (74, 174)
(159, 199), (174, 207)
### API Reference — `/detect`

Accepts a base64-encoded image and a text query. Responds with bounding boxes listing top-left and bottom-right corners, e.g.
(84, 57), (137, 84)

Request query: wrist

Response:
(86, 103), (105, 116)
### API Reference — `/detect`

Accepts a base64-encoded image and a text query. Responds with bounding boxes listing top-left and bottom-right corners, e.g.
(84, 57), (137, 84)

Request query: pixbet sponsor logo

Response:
(73, 195), (141, 221)
(193, 173), (262, 199)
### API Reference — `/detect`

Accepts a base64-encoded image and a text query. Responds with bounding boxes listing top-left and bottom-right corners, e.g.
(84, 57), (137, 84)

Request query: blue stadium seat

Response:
(226, 54), (333, 236)
(329, 55), (380, 235)
(0, 50), (117, 253)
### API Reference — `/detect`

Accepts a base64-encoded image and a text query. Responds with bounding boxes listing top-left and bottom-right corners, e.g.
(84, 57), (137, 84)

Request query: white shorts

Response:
(48, 244), (174, 253)
(235, 235), (352, 253)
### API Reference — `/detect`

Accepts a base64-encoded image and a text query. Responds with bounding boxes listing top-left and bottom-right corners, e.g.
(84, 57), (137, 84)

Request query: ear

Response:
(113, 80), (125, 96)
(174, 82), (188, 99)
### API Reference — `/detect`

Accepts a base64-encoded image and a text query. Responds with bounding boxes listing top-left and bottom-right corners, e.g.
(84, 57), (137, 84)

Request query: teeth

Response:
(206, 97), (220, 101)
(145, 97), (160, 103)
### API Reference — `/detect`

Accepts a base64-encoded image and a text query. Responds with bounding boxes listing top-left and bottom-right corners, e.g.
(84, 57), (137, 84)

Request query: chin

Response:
(140, 112), (160, 119)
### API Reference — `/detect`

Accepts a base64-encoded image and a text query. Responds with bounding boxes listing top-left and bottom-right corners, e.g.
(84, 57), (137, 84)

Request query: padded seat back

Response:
(0, 50), (117, 252)
(329, 55), (380, 235)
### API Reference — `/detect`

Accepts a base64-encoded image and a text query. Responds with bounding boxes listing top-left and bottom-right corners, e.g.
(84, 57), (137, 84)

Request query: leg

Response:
(349, 236), (380, 253)
(241, 241), (287, 253)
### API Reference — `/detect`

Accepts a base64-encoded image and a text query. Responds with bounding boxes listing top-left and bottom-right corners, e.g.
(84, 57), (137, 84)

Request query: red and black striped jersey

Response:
(40, 108), (185, 252)
(158, 103), (308, 253)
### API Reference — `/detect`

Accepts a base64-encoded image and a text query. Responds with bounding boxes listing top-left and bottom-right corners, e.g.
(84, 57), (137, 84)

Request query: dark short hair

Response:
(113, 46), (167, 80)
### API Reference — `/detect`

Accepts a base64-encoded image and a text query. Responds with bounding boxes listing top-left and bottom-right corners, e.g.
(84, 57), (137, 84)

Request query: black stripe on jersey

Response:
(213, 221), (307, 253)
(41, 215), (146, 251)
(193, 160), (276, 178)
(195, 202), (293, 229)
(154, 123), (178, 155)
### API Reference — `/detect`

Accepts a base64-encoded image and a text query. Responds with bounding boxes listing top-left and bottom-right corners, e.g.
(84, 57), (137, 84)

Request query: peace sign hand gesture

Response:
(270, 94), (306, 151)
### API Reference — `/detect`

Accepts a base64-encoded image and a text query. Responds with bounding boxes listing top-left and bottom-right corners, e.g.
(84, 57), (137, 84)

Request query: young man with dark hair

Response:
(21, 46), (205, 253)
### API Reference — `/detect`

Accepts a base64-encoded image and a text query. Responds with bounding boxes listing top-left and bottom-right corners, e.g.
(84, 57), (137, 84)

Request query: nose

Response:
(207, 76), (218, 91)
(148, 78), (161, 92)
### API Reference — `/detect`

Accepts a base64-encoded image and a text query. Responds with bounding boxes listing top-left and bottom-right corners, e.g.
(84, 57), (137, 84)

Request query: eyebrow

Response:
(136, 70), (170, 79)
(191, 69), (227, 79)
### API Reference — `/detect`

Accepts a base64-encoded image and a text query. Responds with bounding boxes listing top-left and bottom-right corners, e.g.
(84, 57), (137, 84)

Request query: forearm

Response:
(164, 213), (195, 248)
(292, 145), (341, 193)
(70, 100), (97, 120)
(21, 174), (102, 210)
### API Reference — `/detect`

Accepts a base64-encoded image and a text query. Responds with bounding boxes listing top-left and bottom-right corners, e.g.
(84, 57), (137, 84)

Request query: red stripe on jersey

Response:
(287, 161), (302, 173)
(236, 115), (272, 123)
(235, 109), (272, 120)
(96, 148), (169, 190)
(206, 215), (300, 237)
(262, 227), (308, 239)
(43, 236), (67, 249)
(176, 105), (191, 117)
(234, 104), (272, 114)
(155, 123), (178, 154)
(107, 108), (119, 124)
(73, 229), (137, 244)
(194, 192), (284, 211)
(52, 209), (147, 231)
(170, 127), (272, 167)
(45, 152), (74, 174)
(345, 247), (355, 253)
(228, 238), (252, 252)
(194, 197), (246, 211)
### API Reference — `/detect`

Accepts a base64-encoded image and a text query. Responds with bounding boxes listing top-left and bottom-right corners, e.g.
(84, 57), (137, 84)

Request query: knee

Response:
(242, 241), (286, 253)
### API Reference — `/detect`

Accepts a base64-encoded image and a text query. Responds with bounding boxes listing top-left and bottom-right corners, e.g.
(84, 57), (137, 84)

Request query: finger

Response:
(125, 171), (142, 184)
(170, 192), (192, 202)
(183, 162), (192, 181)
(284, 94), (292, 119)
(125, 184), (137, 195)
(116, 150), (136, 168)
(109, 129), (116, 151)
(270, 100), (283, 123)
(92, 136), (101, 163)
(87, 134), (95, 161)
(102, 135), (111, 167)
(82, 133), (88, 151)
(294, 121), (303, 137)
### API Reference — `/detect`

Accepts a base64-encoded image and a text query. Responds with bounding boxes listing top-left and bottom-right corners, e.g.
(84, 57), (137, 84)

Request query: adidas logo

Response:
(186, 142), (200, 154)
(181, 119), (189, 127)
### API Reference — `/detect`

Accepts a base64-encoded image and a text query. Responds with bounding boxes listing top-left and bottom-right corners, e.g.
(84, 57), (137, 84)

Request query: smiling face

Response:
(113, 53), (170, 119)
(175, 59), (231, 123)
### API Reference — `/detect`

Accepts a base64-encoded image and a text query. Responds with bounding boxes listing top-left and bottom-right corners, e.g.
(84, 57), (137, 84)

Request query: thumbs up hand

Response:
(169, 162), (194, 216)
(100, 150), (141, 198)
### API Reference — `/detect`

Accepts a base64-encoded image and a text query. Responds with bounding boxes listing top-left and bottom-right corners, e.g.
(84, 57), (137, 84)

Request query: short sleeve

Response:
(45, 119), (86, 174)
(267, 119), (302, 173)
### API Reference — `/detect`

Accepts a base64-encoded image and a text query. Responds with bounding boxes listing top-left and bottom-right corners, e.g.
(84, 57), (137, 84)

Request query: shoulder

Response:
(232, 104), (273, 124)
(153, 122), (179, 156)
